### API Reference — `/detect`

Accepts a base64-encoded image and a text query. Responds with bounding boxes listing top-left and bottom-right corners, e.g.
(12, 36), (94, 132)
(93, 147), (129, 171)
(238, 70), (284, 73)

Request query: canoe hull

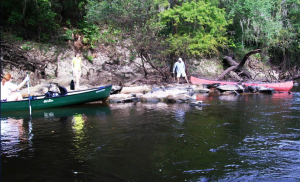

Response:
(190, 76), (293, 92)
(1, 85), (112, 112)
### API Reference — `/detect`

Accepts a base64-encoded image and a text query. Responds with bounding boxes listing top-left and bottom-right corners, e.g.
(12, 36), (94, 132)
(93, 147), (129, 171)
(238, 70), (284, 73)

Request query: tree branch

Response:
(218, 49), (261, 80)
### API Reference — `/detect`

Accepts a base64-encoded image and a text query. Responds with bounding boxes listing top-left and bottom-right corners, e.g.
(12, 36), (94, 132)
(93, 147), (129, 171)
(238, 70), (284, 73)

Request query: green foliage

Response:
(154, 0), (169, 7)
(7, 11), (22, 25)
(159, 0), (229, 57)
(66, 20), (72, 28)
(40, 33), (50, 42)
(62, 29), (74, 40)
(98, 26), (122, 44)
(22, 42), (33, 51)
(23, 0), (57, 41)
(227, 0), (299, 52)
(82, 51), (94, 64)
(1, 0), (86, 41)
(2, 0), (300, 71)
(228, 38), (238, 49)
(85, 0), (159, 31)
(78, 21), (101, 48)
(1, 31), (23, 42)
(48, 75), (55, 79)
(130, 55), (135, 62)
(86, 55), (94, 64)
(228, 0), (282, 47)
(226, 0), (300, 68)
(252, 53), (261, 60)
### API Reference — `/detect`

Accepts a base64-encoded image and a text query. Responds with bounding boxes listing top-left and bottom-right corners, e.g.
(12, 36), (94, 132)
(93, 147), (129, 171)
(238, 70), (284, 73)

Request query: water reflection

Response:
(174, 108), (186, 123)
(72, 114), (87, 132)
(1, 104), (111, 157)
(1, 103), (111, 119)
(1, 90), (300, 181)
(72, 114), (87, 143)
(1, 117), (33, 157)
(218, 94), (240, 101)
(272, 91), (293, 99)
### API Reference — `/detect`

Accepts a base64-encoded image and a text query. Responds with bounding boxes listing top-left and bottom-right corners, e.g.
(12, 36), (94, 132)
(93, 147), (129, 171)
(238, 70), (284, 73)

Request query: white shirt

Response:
(173, 61), (186, 73)
(1, 82), (17, 100)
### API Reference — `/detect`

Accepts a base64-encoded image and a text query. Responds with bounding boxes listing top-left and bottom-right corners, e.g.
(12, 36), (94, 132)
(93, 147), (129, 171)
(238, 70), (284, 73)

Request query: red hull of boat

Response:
(190, 76), (293, 92)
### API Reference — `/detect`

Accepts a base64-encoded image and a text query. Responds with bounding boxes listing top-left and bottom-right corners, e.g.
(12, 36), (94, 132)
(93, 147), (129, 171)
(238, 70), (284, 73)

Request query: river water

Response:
(1, 86), (300, 182)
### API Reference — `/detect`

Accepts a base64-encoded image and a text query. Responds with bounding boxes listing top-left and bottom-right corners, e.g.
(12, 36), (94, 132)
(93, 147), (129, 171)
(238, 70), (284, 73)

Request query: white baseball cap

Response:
(178, 58), (183, 61)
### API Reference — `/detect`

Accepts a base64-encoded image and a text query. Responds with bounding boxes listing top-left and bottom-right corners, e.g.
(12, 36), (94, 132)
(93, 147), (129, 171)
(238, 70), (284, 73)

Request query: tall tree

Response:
(1, 0), (86, 41)
(159, 0), (229, 57)
(225, 0), (300, 79)
(85, 0), (174, 81)
(228, 0), (283, 49)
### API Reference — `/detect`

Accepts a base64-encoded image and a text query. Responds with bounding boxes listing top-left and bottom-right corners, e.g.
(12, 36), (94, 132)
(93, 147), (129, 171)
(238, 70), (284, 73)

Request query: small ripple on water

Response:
(234, 131), (300, 181)
(183, 168), (215, 174)
(2, 97), (300, 181)
(283, 115), (300, 119)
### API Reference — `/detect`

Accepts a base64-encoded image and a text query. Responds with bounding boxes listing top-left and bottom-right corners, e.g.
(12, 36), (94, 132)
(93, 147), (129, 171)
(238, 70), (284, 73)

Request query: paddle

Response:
(70, 70), (75, 90)
(27, 73), (32, 118)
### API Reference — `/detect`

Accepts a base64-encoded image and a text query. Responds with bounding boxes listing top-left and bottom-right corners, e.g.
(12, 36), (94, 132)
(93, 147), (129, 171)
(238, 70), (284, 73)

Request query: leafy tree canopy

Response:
(159, 0), (229, 57)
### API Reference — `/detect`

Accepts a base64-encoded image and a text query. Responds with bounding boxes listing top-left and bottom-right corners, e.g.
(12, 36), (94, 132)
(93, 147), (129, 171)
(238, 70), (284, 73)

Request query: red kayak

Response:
(190, 76), (293, 92)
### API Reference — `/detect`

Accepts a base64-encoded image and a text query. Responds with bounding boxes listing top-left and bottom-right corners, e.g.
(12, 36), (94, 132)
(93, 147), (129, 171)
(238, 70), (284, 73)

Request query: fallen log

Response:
(218, 49), (262, 81)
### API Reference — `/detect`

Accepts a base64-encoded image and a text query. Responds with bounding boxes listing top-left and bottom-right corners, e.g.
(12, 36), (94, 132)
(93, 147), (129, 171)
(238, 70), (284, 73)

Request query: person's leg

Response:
(173, 73), (176, 82)
(185, 76), (190, 84)
(17, 92), (23, 100)
(181, 72), (189, 84)
(7, 92), (23, 101)
(177, 72), (181, 84)
(75, 71), (80, 89)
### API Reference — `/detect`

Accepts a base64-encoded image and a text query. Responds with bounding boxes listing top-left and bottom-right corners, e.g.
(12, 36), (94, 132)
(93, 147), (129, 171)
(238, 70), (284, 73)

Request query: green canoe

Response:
(1, 85), (112, 112)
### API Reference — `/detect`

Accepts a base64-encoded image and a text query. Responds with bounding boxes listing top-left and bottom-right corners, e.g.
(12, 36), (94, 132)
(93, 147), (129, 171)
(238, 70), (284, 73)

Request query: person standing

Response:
(172, 58), (189, 84)
(72, 53), (88, 90)
(1, 73), (29, 101)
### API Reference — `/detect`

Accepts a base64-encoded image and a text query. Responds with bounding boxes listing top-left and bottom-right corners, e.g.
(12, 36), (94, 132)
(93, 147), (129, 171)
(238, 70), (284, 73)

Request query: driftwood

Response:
(218, 49), (262, 81)
(1, 40), (47, 78)
(220, 49), (300, 82)
(286, 65), (300, 81)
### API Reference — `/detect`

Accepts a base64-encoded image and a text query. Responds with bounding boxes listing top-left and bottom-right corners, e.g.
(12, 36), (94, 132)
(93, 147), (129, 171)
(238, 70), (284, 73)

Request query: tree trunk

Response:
(218, 49), (261, 81)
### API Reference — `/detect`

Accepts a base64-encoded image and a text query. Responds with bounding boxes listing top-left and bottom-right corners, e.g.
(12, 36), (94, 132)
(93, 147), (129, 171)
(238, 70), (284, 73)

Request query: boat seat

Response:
(58, 86), (67, 96)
